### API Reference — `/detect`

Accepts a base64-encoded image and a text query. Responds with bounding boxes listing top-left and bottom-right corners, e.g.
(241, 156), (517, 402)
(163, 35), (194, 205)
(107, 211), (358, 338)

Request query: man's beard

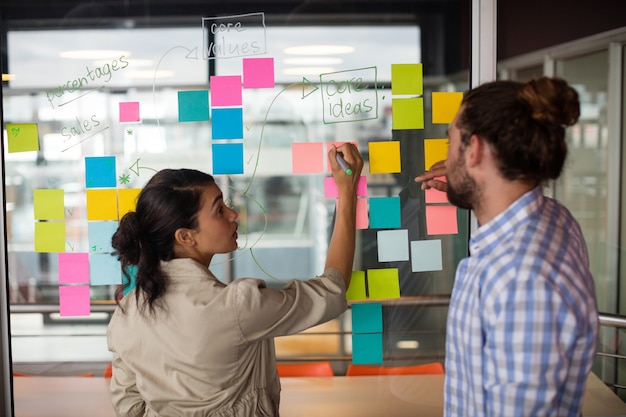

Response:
(446, 157), (478, 211)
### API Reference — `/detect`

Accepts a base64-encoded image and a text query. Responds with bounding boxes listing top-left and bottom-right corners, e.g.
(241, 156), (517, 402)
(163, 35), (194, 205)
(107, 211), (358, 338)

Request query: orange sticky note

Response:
(86, 189), (118, 220)
(432, 92), (463, 124)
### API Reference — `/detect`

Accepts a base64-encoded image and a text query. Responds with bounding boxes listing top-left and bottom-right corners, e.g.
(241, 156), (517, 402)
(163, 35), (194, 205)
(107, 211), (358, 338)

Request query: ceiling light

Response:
(284, 45), (355, 55)
(59, 50), (131, 59)
(123, 70), (175, 79)
(283, 67), (336, 76)
(284, 57), (343, 65)
(2, 73), (15, 81)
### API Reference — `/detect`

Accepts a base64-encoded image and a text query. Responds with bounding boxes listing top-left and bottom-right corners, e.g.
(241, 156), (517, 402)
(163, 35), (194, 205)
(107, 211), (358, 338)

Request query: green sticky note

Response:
(392, 97), (424, 130)
(346, 270), (367, 301)
(6, 123), (39, 153)
(391, 63), (423, 95)
(34, 222), (66, 252)
(367, 268), (400, 299)
(33, 189), (64, 220)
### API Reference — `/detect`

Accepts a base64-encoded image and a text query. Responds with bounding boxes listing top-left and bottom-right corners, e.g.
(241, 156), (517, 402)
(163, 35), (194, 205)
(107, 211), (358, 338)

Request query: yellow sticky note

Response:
(369, 141), (401, 174)
(34, 189), (64, 220)
(118, 188), (141, 217)
(34, 222), (65, 252)
(367, 268), (400, 299)
(392, 98), (424, 130)
(346, 270), (367, 301)
(86, 189), (118, 220)
(432, 92), (463, 124)
(6, 123), (39, 153)
(391, 63), (423, 95)
(424, 138), (449, 171)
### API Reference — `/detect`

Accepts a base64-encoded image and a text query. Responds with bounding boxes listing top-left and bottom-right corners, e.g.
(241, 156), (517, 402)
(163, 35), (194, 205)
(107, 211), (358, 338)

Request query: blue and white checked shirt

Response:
(444, 186), (599, 417)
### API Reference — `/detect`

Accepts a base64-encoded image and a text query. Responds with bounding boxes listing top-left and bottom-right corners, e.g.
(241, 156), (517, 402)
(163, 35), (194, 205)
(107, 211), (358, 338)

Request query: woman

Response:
(107, 144), (363, 417)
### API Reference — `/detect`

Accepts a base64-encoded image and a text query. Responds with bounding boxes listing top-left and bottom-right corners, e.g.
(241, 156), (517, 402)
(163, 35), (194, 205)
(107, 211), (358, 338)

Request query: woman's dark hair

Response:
(456, 77), (580, 182)
(112, 168), (215, 315)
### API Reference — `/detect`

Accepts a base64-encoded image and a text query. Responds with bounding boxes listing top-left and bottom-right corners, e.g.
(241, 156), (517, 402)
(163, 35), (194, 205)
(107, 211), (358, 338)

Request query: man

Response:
(416, 77), (599, 417)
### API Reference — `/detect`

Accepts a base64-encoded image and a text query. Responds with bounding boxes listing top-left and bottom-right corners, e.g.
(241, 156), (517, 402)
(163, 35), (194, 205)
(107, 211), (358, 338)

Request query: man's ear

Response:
(174, 228), (196, 247)
(466, 134), (484, 168)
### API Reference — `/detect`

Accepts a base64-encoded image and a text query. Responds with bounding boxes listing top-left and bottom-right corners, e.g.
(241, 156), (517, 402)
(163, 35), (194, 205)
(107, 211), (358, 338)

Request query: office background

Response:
(1, 0), (626, 414)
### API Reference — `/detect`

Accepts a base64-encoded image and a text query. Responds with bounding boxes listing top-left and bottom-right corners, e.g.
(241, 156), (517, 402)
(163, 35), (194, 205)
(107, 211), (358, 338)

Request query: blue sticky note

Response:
(212, 143), (244, 175)
(377, 229), (409, 262)
(352, 302), (383, 334)
(352, 333), (383, 365)
(123, 265), (137, 296)
(411, 240), (443, 272)
(212, 108), (243, 139)
(178, 90), (210, 122)
(369, 197), (401, 229)
(89, 253), (122, 286)
(85, 156), (116, 188)
(88, 221), (118, 253)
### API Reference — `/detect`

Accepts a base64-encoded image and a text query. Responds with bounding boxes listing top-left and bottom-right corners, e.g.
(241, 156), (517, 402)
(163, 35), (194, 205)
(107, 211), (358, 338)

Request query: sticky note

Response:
(118, 188), (141, 217)
(432, 92), (463, 124)
(88, 221), (118, 253)
(367, 268), (400, 299)
(90, 253), (122, 286)
(368, 141), (401, 174)
(391, 63), (423, 95)
(352, 302), (383, 333)
(34, 189), (64, 220)
(58, 252), (90, 284)
(424, 139), (449, 171)
(377, 229), (409, 262)
(426, 205), (458, 235)
(34, 222), (65, 252)
(356, 198), (369, 230)
(86, 189), (118, 220)
(243, 57), (275, 88)
(6, 123), (39, 153)
(352, 333), (383, 364)
(292, 142), (324, 174)
(85, 156), (116, 188)
(212, 143), (244, 175)
(411, 240), (443, 272)
(346, 270), (366, 301)
(178, 90), (210, 122)
(59, 285), (91, 316)
(324, 176), (367, 198)
(119, 101), (140, 123)
(369, 197), (401, 229)
(210, 75), (243, 106)
(425, 176), (448, 203)
(392, 97), (424, 130)
(212, 108), (243, 139)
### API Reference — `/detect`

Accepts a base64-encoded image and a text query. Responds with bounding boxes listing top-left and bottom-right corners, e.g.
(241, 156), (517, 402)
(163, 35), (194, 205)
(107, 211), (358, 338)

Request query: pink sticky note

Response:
(356, 198), (369, 229)
(119, 102), (140, 123)
(324, 176), (367, 198)
(425, 176), (448, 203)
(243, 57), (275, 88)
(210, 75), (243, 106)
(58, 253), (90, 284)
(292, 142), (324, 174)
(59, 285), (91, 316)
(426, 205), (458, 235)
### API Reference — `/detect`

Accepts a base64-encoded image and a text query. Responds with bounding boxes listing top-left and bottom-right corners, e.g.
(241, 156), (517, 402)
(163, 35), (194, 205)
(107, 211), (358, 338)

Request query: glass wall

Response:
(1, 0), (470, 387)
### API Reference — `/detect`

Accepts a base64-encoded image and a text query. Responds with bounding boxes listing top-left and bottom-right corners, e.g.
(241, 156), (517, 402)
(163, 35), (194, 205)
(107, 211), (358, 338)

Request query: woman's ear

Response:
(174, 228), (196, 247)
